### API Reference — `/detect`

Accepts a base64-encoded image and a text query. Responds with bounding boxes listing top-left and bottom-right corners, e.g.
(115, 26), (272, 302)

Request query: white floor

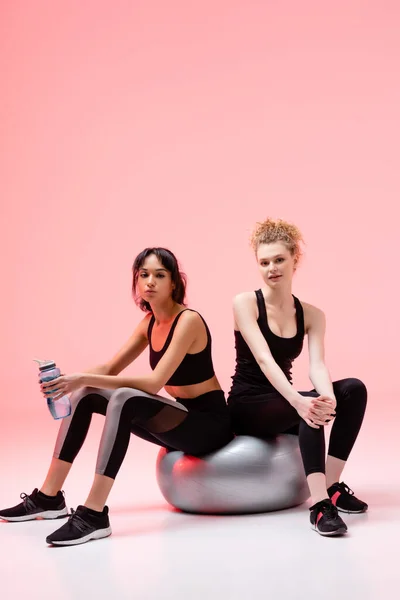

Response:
(0, 403), (399, 600)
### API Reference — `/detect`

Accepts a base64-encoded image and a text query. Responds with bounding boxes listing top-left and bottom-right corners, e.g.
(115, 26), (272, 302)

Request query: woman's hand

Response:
(41, 373), (86, 399)
(314, 395), (336, 414)
(294, 395), (336, 428)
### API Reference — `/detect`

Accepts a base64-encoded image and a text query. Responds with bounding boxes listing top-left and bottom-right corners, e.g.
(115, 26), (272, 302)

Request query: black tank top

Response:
(229, 289), (305, 398)
(148, 309), (215, 386)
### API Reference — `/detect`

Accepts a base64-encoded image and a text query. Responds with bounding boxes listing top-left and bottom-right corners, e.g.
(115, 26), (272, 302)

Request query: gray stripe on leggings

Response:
(95, 387), (187, 475)
(53, 387), (114, 459)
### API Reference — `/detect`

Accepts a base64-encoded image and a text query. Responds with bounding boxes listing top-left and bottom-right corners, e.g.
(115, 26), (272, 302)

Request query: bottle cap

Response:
(33, 359), (56, 371)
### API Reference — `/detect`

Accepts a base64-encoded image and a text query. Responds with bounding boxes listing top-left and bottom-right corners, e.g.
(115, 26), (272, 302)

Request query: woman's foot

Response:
(46, 505), (112, 546)
(309, 499), (348, 536)
(0, 489), (68, 522)
(328, 482), (368, 513)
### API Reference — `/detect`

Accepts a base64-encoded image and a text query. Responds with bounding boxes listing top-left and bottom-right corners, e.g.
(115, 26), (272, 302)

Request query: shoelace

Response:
(20, 493), (37, 512)
(320, 501), (339, 520)
(340, 483), (354, 496)
(68, 509), (93, 534)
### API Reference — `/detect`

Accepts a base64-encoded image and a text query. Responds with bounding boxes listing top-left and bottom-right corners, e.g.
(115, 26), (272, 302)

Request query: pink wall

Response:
(1, 1), (399, 419)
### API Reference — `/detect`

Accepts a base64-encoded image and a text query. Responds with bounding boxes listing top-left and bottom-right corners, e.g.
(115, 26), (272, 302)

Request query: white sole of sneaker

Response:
(311, 524), (348, 536)
(336, 507), (368, 514)
(0, 507), (69, 522)
(47, 526), (112, 546)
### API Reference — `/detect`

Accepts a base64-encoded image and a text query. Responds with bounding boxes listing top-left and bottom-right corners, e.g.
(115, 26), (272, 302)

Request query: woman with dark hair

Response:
(0, 248), (232, 545)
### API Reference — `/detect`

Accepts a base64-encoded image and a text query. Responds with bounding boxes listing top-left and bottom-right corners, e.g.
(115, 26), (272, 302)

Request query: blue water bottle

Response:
(34, 359), (72, 419)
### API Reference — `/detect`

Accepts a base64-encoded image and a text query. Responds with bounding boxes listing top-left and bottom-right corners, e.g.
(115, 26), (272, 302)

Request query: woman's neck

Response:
(151, 301), (183, 325)
(262, 284), (293, 308)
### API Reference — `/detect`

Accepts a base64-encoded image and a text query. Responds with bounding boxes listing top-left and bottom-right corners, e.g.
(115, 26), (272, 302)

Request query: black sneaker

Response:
(0, 488), (68, 522)
(46, 505), (112, 546)
(328, 482), (368, 514)
(309, 499), (348, 536)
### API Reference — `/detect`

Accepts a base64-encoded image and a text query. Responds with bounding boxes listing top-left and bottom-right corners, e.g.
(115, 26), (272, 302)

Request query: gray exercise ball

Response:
(156, 434), (310, 514)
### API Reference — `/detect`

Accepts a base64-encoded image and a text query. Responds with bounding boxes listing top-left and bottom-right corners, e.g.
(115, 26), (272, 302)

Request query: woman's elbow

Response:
(146, 378), (162, 396)
(258, 354), (275, 373)
(309, 361), (327, 377)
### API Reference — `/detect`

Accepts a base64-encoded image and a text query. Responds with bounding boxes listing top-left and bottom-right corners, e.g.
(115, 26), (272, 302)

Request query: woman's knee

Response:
(69, 386), (114, 416)
(348, 377), (367, 393)
(301, 391), (319, 398)
(69, 386), (95, 409)
(108, 387), (142, 412)
(341, 378), (368, 405)
(301, 420), (324, 433)
(335, 377), (368, 411)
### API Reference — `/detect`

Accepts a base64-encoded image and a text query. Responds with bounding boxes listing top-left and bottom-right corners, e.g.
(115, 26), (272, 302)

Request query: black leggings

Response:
(228, 378), (367, 477)
(54, 387), (232, 479)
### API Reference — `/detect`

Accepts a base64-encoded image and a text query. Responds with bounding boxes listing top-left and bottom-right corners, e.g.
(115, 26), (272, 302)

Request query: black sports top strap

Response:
(255, 289), (267, 322)
(147, 314), (156, 340)
(293, 296), (305, 337)
(147, 309), (215, 386)
(162, 309), (191, 349)
(254, 289), (305, 339)
(147, 309), (191, 353)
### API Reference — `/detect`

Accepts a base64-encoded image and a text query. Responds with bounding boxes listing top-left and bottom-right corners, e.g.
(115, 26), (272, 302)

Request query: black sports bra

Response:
(148, 309), (215, 386)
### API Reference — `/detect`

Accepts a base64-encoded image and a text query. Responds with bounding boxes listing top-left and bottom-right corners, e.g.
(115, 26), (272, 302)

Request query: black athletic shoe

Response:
(46, 505), (112, 546)
(309, 499), (348, 536)
(0, 488), (68, 522)
(328, 482), (368, 514)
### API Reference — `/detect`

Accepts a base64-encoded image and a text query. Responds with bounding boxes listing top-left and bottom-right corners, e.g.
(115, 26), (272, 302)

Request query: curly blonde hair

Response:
(250, 218), (304, 265)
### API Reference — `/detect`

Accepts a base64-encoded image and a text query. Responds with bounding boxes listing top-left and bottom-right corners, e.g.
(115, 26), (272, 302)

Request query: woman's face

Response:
(256, 242), (296, 288)
(137, 254), (175, 305)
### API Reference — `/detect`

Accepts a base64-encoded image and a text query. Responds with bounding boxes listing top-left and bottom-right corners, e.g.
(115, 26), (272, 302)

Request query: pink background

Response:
(1, 0), (399, 428)
(1, 7), (399, 593)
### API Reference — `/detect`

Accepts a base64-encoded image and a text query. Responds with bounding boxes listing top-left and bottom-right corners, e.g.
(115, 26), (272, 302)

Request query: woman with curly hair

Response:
(228, 219), (367, 536)
(0, 248), (233, 545)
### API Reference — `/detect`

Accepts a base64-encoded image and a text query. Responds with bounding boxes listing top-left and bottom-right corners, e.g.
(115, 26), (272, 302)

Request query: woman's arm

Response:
(44, 311), (201, 397)
(233, 293), (303, 407)
(82, 311), (202, 394)
(304, 303), (336, 402)
(234, 294), (332, 427)
(83, 316), (151, 376)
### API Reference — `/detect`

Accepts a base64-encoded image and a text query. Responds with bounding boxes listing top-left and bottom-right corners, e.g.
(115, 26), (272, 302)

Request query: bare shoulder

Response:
(232, 292), (258, 327)
(233, 291), (257, 308)
(300, 301), (326, 331)
(176, 309), (205, 331)
(169, 310), (207, 347)
(136, 312), (153, 336)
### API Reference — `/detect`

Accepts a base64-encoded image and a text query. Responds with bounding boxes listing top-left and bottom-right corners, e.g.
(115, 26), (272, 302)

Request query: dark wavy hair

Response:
(132, 247), (187, 312)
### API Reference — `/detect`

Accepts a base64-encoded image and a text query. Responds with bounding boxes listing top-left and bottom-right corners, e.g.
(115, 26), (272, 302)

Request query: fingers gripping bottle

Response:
(34, 359), (71, 419)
